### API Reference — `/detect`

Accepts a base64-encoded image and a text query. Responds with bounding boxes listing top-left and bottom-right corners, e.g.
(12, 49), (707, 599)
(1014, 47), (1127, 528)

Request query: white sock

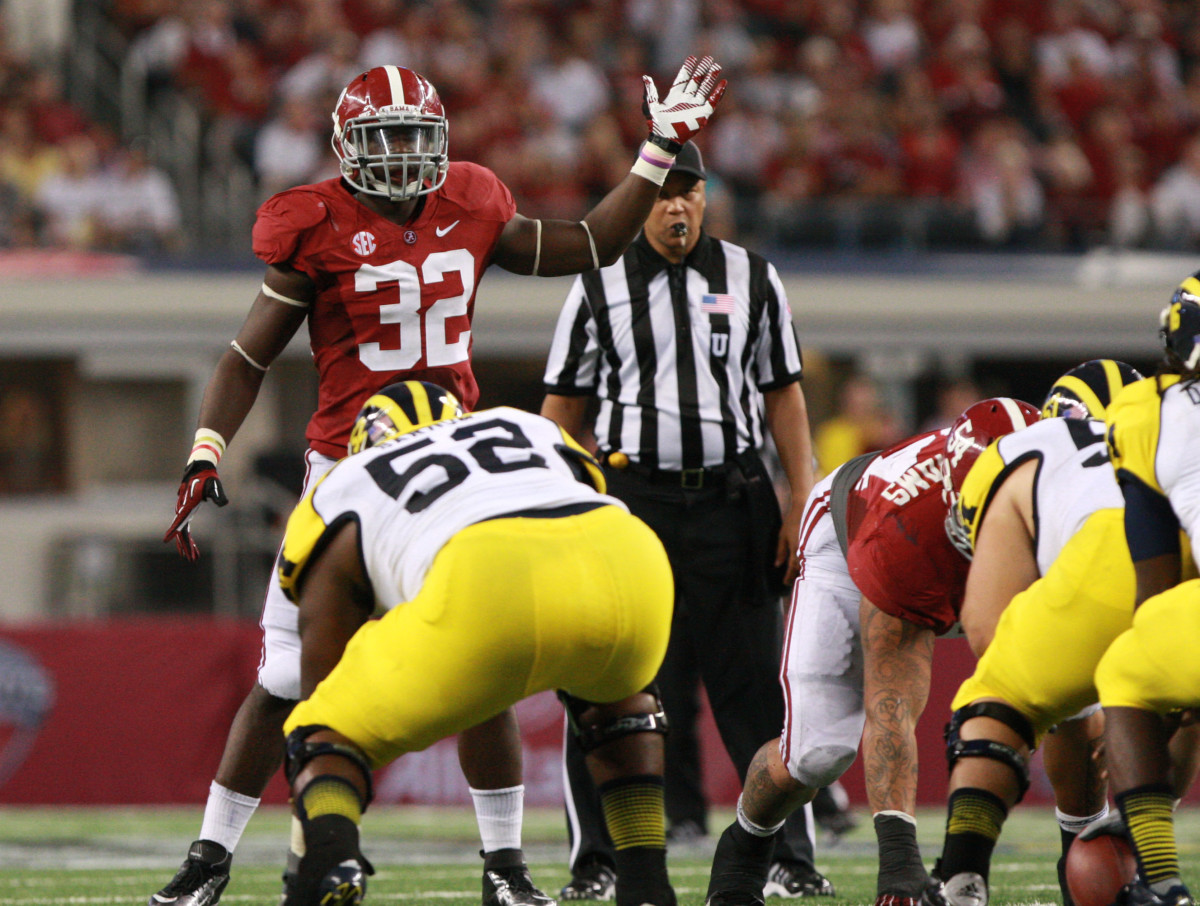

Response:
(1055, 803), (1108, 834)
(737, 794), (786, 837)
(470, 784), (525, 853)
(198, 781), (261, 852)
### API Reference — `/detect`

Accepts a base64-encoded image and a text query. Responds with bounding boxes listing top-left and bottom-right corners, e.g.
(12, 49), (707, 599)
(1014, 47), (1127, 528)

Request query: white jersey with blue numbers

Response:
(279, 407), (622, 608)
(958, 417), (1123, 575)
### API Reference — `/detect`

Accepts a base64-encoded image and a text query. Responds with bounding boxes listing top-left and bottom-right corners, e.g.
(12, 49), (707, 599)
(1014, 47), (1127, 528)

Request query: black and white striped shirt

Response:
(543, 233), (804, 471)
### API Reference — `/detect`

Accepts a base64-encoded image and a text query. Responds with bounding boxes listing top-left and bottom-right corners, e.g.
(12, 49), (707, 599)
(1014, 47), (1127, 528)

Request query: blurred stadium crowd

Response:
(6, 0), (1200, 256)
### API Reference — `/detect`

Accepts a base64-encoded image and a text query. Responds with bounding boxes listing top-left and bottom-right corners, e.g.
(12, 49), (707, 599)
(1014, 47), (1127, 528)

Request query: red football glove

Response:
(164, 460), (229, 561)
(642, 55), (727, 153)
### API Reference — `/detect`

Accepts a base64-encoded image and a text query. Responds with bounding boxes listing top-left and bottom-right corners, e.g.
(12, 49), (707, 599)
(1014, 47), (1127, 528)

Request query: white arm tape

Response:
(261, 283), (309, 308)
(581, 220), (599, 270)
(230, 339), (270, 372)
(532, 219), (543, 277)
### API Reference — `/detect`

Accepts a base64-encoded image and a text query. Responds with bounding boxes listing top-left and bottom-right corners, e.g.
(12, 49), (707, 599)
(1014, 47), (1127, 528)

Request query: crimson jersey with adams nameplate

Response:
(252, 163), (517, 458)
(843, 429), (967, 634)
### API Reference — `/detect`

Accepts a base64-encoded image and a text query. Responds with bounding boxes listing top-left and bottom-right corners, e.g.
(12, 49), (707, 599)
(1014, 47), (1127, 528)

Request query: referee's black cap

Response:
(669, 141), (707, 182)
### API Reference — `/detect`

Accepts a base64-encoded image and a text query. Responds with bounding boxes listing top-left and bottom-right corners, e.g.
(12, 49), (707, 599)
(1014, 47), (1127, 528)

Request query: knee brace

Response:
(559, 687), (669, 754)
(285, 724), (375, 809)
(944, 702), (1034, 802)
(792, 744), (857, 790)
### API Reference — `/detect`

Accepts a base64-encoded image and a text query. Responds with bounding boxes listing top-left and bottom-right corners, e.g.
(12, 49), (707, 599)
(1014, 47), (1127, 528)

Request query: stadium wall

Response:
(0, 619), (1059, 807)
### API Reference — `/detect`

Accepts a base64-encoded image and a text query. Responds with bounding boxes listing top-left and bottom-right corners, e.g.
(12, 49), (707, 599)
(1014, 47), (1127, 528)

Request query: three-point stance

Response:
(277, 381), (677, 906)
(704, 399), (1041, 906)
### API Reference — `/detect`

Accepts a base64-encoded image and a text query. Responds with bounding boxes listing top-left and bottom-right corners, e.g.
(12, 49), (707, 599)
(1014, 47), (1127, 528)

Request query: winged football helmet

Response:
(332, 65), (449, 200)
(1042, 359), (1143, 420)
(942, 397), (1041, 557)
(1161, 272), (1200, 373)
(348, 381), (464, 454)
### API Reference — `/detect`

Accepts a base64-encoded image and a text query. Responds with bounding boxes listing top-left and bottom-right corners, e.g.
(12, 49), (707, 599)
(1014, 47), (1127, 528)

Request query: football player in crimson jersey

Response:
(152, 57), (726, 906)
(705, 400), (1041, 906)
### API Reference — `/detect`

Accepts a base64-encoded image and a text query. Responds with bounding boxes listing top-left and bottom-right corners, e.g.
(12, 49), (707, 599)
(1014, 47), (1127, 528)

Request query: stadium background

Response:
(0, 0), (1196, 810)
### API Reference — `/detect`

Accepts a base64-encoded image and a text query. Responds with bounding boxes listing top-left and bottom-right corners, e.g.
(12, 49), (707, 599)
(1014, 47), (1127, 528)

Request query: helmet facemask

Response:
(334, 111), (448, 201)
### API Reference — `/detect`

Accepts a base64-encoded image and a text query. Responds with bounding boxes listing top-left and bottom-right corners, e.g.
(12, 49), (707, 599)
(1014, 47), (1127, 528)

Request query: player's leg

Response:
(150, 452), (339, 906)
(1095, 582), (1200, 906)
(459, 710), (554, 906)
(1042, 707), (1108, 906)
(562, 691), (674, 906)
(928, 512), (1135, 906)
(706, 501), (860, 906)
(150, 587), (303, 905)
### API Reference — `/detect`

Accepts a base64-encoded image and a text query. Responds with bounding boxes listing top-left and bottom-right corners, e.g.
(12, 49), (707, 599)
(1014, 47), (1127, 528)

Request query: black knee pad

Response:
(559, 686), (669, 754)
(944, 702), (1034, 802)
(285, 724), (375, 807)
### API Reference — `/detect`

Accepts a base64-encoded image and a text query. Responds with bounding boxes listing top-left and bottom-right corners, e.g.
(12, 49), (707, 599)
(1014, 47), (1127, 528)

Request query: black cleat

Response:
(706, 894), (765, 906)
(483, 865), (557, 906)
(764, 863), (835, 898)
(560, 859), (617, 902)
(706, 824), (773, 906)
(150, 840), (232, 906)
(1113, 881), (1195, 906)
(315, 859), (370, 906)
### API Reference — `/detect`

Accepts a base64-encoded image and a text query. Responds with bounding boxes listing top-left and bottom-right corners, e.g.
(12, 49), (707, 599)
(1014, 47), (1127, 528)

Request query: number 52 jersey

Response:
(278, 408), (622, 609)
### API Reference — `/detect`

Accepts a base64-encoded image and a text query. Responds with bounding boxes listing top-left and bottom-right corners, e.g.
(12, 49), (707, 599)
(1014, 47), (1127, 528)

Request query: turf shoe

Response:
(764, 863), (836, 898)
(1114, 881), (1195, 906)
(281, 816), (374, 906)
(149, 840), (232, 906)
(560, 858), (617, 901)
(483, 865), (557, 906)
(925, 872), (987, 906)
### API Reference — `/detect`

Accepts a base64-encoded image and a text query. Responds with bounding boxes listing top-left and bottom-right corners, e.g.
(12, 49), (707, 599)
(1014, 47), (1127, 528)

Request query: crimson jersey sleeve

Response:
(843, 431), (968, 634)
(252, 187), (335, 280)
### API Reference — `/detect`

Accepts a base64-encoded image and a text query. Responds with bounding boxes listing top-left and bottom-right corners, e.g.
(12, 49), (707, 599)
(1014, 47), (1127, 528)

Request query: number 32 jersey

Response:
(278, 408), (623, 610)
(252, 163), (517, 458)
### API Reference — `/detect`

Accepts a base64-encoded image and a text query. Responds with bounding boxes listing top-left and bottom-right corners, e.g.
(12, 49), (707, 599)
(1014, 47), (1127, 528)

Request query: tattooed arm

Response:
(859, 595), (935, 814)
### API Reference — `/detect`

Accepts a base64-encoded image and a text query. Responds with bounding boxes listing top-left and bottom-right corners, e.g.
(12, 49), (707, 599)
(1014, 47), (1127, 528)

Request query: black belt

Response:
(603, 451), (742, 490)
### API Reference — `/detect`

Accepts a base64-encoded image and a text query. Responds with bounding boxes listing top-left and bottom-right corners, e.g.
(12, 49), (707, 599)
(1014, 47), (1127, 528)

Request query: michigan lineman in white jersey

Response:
(924, 360), (1144, 906)
(276, 381), (678, 906)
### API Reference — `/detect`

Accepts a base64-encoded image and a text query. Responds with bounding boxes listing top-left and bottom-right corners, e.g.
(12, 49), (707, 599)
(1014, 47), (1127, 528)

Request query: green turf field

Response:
(0, 805), (1195, 905)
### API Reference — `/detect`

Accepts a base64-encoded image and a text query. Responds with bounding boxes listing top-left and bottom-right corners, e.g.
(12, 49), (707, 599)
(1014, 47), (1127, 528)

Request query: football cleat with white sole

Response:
(926, 872), (987, 906)
(764, 863), (835, 898)
(1113, 881), (1195, 906)
(149, 840), (232, 906)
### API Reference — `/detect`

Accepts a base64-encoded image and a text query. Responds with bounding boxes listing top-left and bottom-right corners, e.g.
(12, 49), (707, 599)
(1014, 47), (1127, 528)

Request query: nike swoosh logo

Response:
(435, 220), (460, 237)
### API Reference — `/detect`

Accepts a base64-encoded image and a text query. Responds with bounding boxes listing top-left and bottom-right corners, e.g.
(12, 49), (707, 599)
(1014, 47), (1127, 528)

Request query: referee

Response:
(541, 142), (831, 901)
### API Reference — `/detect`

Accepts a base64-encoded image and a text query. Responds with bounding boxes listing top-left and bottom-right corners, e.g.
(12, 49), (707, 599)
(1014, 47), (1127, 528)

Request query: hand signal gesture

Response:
(642, 55), (727, 153)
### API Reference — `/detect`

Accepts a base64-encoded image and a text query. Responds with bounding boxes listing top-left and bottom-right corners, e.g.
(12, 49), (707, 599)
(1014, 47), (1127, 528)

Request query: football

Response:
(1065, 832), (1138, 906)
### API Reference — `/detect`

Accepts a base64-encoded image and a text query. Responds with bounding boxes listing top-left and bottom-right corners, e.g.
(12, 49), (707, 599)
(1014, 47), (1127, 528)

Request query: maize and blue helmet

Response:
(347, 380), (463, 455)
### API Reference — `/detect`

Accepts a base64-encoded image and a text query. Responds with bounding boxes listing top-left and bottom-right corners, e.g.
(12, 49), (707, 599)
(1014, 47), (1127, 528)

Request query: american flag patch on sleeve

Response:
(701, 293), (736, 314)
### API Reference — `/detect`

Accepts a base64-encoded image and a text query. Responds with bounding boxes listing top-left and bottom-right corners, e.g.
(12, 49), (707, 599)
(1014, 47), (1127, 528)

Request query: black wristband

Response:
(646, 133), (683, 155)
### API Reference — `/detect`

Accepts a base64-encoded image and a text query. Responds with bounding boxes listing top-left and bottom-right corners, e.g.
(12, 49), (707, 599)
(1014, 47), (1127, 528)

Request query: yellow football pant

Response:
(953, 508), (1135, 739)
(284, 504), (674, 768)
(1096, 578), (1200, 712)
